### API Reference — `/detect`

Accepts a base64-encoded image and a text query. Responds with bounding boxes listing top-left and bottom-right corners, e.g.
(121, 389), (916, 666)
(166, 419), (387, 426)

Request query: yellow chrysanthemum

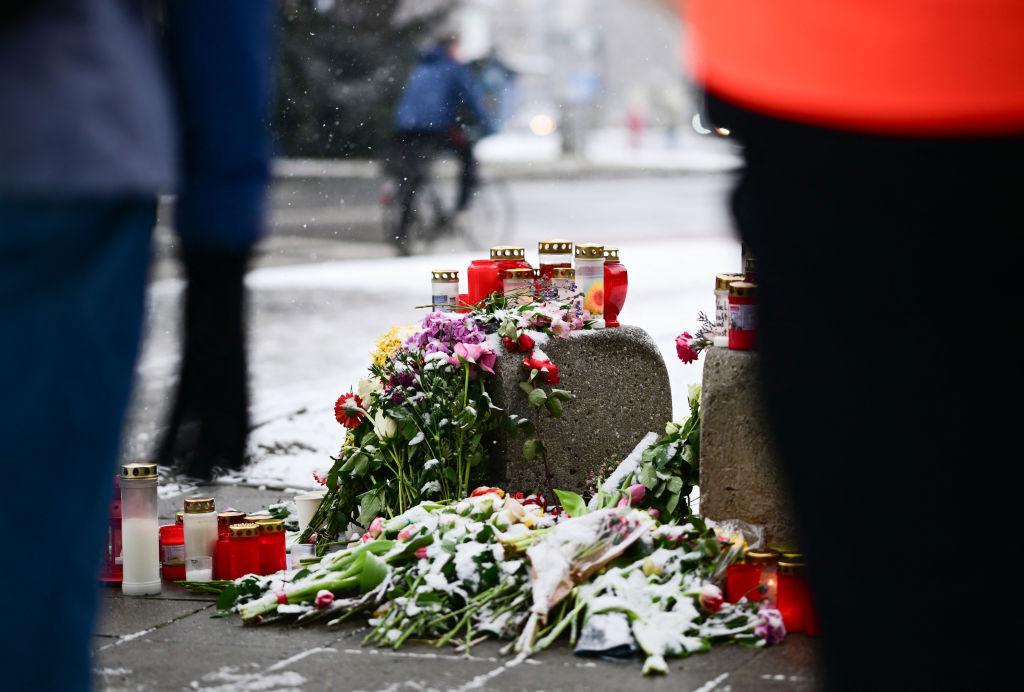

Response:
(371, 324), (417, 366)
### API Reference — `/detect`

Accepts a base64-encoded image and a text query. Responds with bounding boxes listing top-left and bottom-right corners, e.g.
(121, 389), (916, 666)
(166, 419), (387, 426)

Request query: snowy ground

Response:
(126, 173), (740, 492)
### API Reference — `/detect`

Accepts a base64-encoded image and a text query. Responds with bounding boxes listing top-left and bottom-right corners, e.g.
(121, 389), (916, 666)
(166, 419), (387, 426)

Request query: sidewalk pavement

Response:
(95, 483), (818, 692)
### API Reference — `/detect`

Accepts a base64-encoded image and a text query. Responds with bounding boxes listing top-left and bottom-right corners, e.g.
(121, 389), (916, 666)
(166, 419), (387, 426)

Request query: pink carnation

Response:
(675, 332), (699, 364)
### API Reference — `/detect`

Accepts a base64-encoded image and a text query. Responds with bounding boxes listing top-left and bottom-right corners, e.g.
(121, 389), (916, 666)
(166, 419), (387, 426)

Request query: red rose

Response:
(522, 353), (560, 385)
(502, 336), (516, 351)
(517, 332), (536, 351)
(334, 392), (365, 428)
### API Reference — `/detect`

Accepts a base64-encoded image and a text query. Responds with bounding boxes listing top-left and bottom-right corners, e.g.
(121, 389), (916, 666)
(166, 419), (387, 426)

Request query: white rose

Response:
(357, 377), (383, 402)
(372, 410), (398, 440)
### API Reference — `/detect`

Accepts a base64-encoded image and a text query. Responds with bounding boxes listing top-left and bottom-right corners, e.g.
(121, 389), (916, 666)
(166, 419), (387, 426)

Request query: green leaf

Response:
(665, 492), (680, 518)
(545, 397), (563, 418)
(554, 489), (587, 517)
(216, 584), (239, 611)
(667, 476), (684, 494)
(356, 488), (384, 525)
(359, 551), (388, 592)
(519, 381), (535, 396)
(549, 388), (574, 402)
(528, 388), (548, 408)
(523, 437), (541, 461)
(638, 464), (659, 490)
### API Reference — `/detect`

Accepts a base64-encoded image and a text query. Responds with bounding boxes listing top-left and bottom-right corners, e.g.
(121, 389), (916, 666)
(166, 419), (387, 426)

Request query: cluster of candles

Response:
(430, 241), (629, 328)
(725, 545), (819, 635)
(712, 248), (759, 351)
(103, 464), (288, 596)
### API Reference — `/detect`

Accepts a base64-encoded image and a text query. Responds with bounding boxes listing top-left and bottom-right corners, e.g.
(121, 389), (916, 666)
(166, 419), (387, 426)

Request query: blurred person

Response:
(688, 1), (1023, 690)
(391, 33), (495, 236)
(0, 1), (273, 689)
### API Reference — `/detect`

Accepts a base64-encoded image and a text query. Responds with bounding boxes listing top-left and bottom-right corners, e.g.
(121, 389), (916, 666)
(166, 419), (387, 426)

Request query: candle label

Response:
(729, 303), (757, 331)
(715, 293), (729, 332)
(431, 294), (457, 312)
(576, 263), (604, 315)
(161, 543), (184, 566)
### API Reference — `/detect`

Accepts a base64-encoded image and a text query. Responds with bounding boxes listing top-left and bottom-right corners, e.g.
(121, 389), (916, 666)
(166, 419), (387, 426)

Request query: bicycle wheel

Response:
(456, 177), (515, 251)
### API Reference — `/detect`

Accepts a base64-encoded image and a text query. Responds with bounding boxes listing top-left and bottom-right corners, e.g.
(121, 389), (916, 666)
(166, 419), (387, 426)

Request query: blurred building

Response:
(453, 0), (689, 150)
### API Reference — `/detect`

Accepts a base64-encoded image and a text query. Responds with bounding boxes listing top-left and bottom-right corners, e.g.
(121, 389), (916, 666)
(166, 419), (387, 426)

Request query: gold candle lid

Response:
(490, 246), (525, 261)
(745, 549), (779, 564)
(256, 518), (286, 533)
(716, 273), (746, 290)
(218, 511), (247, 527)
(431, 270), (459, 282)
(728, 281), (757, 298)
(552, 267), (576, 280)
(184, 497), (215, 513)
(121, 462), (157, 480)
(574, 243), (604, 259)
(603, 247), (620, 262)
(538, 240), (573, 254)
(175, 511), (184, 525)
(504, 267), (534, 278)
(778, 561), (806, 576)
(229, 523), (261, 538)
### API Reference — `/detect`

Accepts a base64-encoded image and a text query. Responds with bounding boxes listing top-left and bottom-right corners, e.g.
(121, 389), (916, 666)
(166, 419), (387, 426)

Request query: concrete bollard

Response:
(486, 326), (672, 498)
(699, 346), (798, 545)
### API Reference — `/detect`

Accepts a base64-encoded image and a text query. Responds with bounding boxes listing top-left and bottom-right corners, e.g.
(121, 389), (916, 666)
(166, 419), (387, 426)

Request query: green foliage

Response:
(553, 489), (587, 518)
(274, 0), (455, 158)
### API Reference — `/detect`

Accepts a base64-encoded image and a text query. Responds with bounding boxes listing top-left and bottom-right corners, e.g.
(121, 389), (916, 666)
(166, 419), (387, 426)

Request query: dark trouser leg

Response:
(0, 196), (154, 692)
(712, 97), (1022, 691)
(452, 137), (478, 211)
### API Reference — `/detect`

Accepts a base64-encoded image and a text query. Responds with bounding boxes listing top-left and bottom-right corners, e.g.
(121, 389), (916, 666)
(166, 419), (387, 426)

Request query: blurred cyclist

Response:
(391, 33), (495, 239)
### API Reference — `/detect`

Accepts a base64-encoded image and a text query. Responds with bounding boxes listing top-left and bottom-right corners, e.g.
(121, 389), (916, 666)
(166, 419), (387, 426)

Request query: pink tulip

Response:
(368, 516), (384, 538)
(415, 547), (428, 560)
(648, 508), (661, 520)
(627, 483), (646, 505)
(315, 590), (335, 609)
(700, 584), (724, 613)
(397, 525), (416, 542)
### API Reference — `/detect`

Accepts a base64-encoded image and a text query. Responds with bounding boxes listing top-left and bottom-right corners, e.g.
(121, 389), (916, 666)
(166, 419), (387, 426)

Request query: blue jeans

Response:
(0, 197), (154, 691)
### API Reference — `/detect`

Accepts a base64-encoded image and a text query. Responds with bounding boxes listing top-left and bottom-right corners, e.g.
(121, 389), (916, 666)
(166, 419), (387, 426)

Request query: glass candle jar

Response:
(574, 243), (605, 325)
(714, 273), (746, 336)
(725, 562), (761, 603)
(552, 267), (576, 301)
(159, 512), (185, 581)
(490, 246), (532, 280)
(218, 511), (246, 537)
(747, 549), (779, 604)
(602, 247), (628, 328)
(213, 532), (232, 580)
(256, 518), (288, 575)
(100, 474), (123, 584)
(727, 281), (758, 351)
(467, 259), (500, 305)
(502, 267), (534, 297)
(430, 270), (459, 312)
(777, 561), (810, 633)
(120, 463), (161, 596)
(228, 523), (262, 579)
(537, 240), (573, 280)
(183, 497), (217, 581)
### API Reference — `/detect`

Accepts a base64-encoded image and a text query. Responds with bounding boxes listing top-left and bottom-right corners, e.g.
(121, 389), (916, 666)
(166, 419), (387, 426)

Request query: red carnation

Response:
(334, 392), (365, 428)
(502, 332), (537, 353)
(522, 353), (560, 385)
(675, 332), (699, 365)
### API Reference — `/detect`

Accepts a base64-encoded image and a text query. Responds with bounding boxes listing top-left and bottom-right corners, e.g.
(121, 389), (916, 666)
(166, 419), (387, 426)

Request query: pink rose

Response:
(699, 584), (724, 613)
(415, 547), (428, 560)
(314, 589), (335, 608)
(367, 516), (384, 539)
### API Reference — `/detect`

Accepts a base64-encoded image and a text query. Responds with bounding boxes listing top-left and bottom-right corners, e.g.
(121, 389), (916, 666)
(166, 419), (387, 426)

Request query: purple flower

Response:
(755, 606), (787, 645)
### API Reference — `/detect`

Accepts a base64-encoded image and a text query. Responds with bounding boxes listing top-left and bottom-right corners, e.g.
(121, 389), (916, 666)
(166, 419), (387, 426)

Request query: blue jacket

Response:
(394, 47), (494, 134)
(0, 0), (273, 251)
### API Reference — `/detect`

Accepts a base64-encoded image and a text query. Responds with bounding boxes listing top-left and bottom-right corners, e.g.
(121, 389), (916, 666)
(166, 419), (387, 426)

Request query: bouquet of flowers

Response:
(303, 287), (593, 553)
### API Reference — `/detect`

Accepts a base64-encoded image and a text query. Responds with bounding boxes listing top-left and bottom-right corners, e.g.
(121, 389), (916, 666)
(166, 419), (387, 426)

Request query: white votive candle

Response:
(183, 497), (218, 581)
(120, 463), (162, 596)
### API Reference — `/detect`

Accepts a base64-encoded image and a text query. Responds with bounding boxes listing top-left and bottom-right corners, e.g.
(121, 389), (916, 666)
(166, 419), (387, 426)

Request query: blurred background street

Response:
(125, 0), (744, 494)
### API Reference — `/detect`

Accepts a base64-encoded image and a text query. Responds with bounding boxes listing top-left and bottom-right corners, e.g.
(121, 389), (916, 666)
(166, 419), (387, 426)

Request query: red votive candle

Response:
(159, 512), (185, 581)
(257, 518), (288, 575)
(727, 281), (758, 351)
(725, 562), (762, 603)
(777, 561), (810, 632)
(602, 247), (628, 328)
(467, 259), (500, 305)
(490, 246), (532, 282)
(537, 240), (573, 281)
(227, 523), (262, 579)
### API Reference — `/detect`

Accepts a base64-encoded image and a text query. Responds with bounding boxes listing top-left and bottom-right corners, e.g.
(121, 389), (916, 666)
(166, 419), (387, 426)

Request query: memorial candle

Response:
(776, 561), (810, 633)
(120, 463), (161, 596)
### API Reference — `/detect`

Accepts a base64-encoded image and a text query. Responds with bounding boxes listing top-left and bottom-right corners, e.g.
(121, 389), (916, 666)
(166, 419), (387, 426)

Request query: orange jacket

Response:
(687, 0), (1024, 135)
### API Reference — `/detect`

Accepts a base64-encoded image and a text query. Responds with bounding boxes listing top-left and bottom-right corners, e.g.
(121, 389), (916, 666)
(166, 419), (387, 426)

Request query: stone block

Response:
(699, 347), (797, 545)
(486, 325), (672, 498)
